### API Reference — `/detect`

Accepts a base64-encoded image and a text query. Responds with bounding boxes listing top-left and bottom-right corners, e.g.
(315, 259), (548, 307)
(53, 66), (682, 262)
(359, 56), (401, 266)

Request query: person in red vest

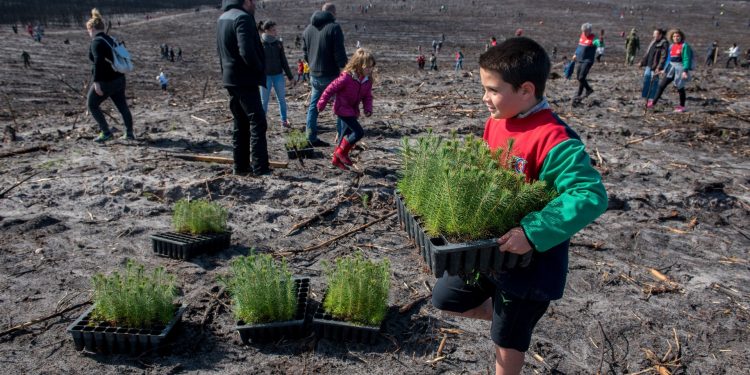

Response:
(432, 36), (607, 375)
(572, 22), (596, 102)
(650, 28), (693, 112)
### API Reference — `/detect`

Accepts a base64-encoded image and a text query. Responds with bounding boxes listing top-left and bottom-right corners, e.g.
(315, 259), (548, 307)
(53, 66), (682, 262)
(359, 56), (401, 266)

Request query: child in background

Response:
(296, 59), (305, 84)
(302, 61), (310, 82)
(157, 71), (168, 93)
(316, 48), (375, 171)
(431, 37), (607, 375)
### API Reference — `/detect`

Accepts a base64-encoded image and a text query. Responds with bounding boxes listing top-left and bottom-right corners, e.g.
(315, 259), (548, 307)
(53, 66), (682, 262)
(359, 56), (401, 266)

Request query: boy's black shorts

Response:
(431, 273), (550, 352)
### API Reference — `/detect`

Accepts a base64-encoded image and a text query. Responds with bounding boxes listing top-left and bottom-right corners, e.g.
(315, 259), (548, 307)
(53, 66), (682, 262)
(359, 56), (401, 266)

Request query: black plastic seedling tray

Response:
(312, 293), (383, 344)
(395, 192), (532, 277)
(67, 304), (186, 355)
(150, 231), (231, 259)
(234, 278), (310, 344)
(286, 147), (315, 159)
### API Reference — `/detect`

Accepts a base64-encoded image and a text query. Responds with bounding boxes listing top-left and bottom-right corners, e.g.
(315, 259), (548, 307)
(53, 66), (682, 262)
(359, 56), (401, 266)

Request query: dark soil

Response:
(0, 1), (748, 374)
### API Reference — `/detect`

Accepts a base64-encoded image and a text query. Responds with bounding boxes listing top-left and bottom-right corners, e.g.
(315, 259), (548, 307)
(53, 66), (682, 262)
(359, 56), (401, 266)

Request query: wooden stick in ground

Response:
(436, 334), (448, 357)
(0, 171), (41, 199)
(191, 115), (210, 124)
(285, 197), (354, 236)
(168, 153), (288, 169)
(0, 301), (91, 337)
(295, 210), (396, 253)
(626, 129), (669, 145)
(0, 145), (49, 158)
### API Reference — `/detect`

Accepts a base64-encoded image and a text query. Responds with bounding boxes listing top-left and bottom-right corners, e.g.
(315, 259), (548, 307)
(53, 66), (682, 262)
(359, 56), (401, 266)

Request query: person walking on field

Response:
(86, 9), (134, 142)
(650, 28), (693, 113)
(302, 2), (347, 147)
(640, 28), (668, 105)
(726, 43), (740, 68)
(157, 71), (168, 93)
(316, 48), (375, 171)
(454, 49), (464, 71)
(572, 22), (597, 102)
(21, 51), (31, 68)
(259, 20), (294, 128)
(593, 29), (605, 63)
(625, 28), (640, 65)
(705, 41), (718, 66)
(217, 0), (270, 176)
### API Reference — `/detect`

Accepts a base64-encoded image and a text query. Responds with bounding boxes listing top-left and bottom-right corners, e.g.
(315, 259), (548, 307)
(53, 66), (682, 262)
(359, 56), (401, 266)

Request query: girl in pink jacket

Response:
(317, 48), (375, 171)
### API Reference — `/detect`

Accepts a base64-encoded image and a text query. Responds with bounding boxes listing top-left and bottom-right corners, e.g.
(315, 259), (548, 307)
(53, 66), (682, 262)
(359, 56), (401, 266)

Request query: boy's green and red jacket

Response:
(483, 109), (608, 300)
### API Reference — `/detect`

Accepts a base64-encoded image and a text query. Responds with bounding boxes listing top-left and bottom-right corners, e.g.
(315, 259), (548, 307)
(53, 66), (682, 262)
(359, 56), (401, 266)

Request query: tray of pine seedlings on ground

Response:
(396, 133), (556, 277)
(222, 252), (310, 344)
(313, 252), (389, 344)
(285, 130), (315, 159)
(151, 198), (231, 259)
(67, 261), (185, 355)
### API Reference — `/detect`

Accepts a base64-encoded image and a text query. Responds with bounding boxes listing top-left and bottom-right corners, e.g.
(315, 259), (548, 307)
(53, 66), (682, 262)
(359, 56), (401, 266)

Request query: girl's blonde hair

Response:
(343, 48), (376, 84)
(86, 8), (104, 30)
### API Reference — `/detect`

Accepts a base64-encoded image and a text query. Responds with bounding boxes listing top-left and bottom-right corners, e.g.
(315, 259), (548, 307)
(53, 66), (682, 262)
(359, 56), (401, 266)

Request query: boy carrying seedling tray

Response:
(431, 37), (608, 375)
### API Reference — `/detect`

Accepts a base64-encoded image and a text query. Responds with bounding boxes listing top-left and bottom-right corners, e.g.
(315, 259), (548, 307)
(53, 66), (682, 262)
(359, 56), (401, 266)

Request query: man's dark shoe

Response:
(233, 167), (252, 176)
(121, 133), (135, 140)
(253, 168), (271, 176)
(309, 139), (330, 147)
(584, 88), (594, 97)
(94, 132), (112, 143)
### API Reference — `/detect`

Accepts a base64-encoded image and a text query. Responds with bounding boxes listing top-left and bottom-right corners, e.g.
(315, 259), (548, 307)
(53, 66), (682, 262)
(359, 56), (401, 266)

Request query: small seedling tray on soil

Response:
(234, 278), (310, 344)
(286, 147), (315, 159)
(312, 294), (383, 344)
(395, 192), (532, 277)
(150, 231), (231, 259)
(67, 304), (186, 355)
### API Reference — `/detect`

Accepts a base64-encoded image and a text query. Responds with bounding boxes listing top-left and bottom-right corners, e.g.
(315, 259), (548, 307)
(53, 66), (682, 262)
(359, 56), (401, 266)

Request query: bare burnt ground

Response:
(0, 0), (748, 374)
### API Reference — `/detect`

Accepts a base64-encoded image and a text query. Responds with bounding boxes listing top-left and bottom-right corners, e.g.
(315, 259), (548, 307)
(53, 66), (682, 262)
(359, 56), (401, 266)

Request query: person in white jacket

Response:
(726, 43), (739, 68)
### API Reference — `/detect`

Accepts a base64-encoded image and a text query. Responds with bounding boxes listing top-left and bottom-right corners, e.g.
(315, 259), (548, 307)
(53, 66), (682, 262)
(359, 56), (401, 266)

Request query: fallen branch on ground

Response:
(168, 153), (288, 169)
(286, 196), (355, 236)
(0, 171), (41, 199)
(625, 129), (669, 145)
(291, 210), (396, 253)
(0, 145), (49, 158)
(0, 301), (91, 337)
(398, 293), (431, 313)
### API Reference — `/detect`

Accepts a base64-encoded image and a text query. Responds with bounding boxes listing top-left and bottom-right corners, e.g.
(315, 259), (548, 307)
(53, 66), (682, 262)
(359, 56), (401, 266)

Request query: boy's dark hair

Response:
(479, 37), (550, 99)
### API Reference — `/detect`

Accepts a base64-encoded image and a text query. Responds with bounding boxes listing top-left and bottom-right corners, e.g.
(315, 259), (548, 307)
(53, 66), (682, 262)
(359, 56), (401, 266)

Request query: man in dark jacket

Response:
(639, 28), (668, 105)
(572, 22), (596, 102)
(302, 2), (347, 147)
(217, 0), (270, 176)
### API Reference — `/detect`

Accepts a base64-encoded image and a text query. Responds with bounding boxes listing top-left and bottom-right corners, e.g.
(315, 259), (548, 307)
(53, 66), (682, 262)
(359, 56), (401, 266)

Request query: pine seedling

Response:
(172, 198), (227, 234)
(285, 129), (310, 150)
(397, 133), (556, 241)
(322, 252), (390, 326)
(90, 260), (178, 328)
(220, 251), (297, 324)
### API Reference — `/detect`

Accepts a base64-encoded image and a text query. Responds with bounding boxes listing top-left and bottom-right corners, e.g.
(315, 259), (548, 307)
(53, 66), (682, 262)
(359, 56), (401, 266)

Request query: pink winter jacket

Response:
(317, 71), (373, 118)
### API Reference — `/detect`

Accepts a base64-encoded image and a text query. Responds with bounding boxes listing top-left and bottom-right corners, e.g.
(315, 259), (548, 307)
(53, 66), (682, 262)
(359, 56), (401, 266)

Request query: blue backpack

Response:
(98, 36), (134, 74)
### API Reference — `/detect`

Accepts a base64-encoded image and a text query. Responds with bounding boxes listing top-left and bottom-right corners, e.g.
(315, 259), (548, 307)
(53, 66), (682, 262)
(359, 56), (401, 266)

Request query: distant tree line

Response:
(1, 0), (219, 25)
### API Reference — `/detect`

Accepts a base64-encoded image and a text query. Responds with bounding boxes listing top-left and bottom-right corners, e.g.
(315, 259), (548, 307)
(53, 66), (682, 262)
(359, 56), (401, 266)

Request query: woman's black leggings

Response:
(652, 75), (686, 107)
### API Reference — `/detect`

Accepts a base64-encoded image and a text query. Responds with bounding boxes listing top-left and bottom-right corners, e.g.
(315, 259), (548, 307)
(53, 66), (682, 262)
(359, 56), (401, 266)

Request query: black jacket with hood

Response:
(261, 34), (293, 80)
(217, 0), (265, 87)
(302, 10), (347, 78)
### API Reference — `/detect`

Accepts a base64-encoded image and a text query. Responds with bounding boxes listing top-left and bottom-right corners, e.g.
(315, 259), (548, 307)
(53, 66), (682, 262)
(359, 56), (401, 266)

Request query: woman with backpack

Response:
(86, 8), (133, 141)
(259, 20), (294, 128)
